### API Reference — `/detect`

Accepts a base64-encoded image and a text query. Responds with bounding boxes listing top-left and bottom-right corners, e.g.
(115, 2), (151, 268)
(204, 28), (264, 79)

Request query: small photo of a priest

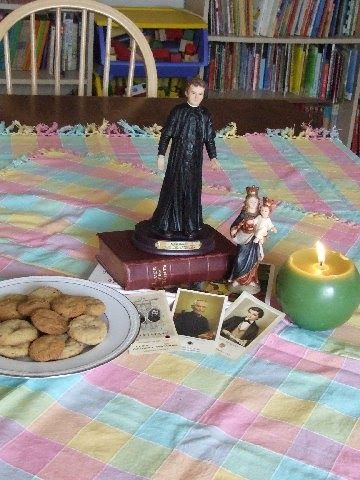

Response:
(172, 289), (227, 341)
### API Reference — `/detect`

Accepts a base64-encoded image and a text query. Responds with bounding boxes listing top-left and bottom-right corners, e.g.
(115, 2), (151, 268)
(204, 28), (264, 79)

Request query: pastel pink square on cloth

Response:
(85, 363), (139, 393)
(38, 447), (105, 480)
(242, 415), (300, 454)
(332, 445), (360, 480)
(122, 373), (177, 408)
(200, 400), (257, 438)
(0, 431), (62, 475)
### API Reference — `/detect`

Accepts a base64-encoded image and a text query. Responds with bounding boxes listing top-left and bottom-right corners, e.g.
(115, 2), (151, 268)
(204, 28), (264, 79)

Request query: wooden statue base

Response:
(132, 220), (216, 256)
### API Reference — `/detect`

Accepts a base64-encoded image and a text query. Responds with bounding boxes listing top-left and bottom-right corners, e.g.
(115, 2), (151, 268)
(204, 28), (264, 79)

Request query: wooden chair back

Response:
(0, 0), (158, 96)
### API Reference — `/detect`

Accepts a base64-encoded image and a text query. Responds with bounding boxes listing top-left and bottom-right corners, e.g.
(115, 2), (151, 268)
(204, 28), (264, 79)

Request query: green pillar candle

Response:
(276, 246), (360, 331)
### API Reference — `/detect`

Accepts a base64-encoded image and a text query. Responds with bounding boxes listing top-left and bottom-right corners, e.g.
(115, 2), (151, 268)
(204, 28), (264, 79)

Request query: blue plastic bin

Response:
(95, 26), (209, 79)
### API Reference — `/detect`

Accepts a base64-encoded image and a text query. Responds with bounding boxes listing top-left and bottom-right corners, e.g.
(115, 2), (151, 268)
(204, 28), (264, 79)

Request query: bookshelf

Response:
(203, 0), (360, 148)
(0, 2), (94, 95)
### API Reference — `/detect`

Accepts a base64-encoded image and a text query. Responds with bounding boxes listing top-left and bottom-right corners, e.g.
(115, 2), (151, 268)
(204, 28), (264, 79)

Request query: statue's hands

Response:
(157, 155), (165, 171)
(210, 158), (220, 170)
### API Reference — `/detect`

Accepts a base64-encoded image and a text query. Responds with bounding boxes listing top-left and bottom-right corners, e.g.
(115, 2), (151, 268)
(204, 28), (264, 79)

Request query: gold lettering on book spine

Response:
(152, 264), (168, 286)
(155, 241), (202, 250)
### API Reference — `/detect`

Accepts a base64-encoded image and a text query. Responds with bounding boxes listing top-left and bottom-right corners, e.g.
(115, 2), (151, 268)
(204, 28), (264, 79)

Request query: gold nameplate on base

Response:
(133, 221), (215, 256)
(155, 240), (202, 251)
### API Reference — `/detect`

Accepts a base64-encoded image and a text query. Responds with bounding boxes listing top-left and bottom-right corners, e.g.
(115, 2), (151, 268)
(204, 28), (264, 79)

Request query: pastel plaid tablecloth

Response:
(0, 123), (359, 480)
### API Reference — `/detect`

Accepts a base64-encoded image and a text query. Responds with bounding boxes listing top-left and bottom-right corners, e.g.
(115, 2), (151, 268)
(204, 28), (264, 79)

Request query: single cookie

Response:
(58, 335), (86, 359)
(29, 335), (65, 362)
(81, 296), (106, 316)
(28, 286), (62, 301)
(17, 298), (50, 317)
(0, 319), (39, 346)
(31, 308), (69, 335)
(68, 315), (107, 345)
(0, 295), (27, 321)
(51, 295), (86, 319)
(0, 342), (30, 358)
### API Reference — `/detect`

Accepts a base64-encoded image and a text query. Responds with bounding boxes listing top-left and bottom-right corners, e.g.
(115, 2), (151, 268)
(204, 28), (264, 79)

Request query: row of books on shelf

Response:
(209, 0), (360, 38)
(204, 42), (358, 102)
(0, 13), (80, 73)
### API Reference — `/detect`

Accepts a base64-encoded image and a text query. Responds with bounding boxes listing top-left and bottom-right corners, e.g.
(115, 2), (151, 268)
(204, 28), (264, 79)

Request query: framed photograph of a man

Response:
(216, 292), (285, 359)
(172, 288), (227, 353)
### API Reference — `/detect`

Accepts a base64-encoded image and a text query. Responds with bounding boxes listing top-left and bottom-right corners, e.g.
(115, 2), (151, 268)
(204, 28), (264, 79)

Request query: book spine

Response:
(311, 0), (326, 37)
(343, 0), (355, 35)
(273, 0), (287, 36)
(287, 0), (299, 36)
(345, 47), (358, 100)
(326, 44), (336, 99)
(311, 49), (323, 97)
(319, 47), (330, 99)
(96, 250), (234, 291)
(47, 24), (55, 75)
(329, 0), (341, 36)
(248, 0), (254, 35)
(253, 45), (261, 90)
(259, 44), (266, 89)
(303, 0), (315, 36)
(318, 0), (330, 37)
(335, 0), (348, 35)
(295, 0), (309, 36)
(291, 0), (305, 36)
(323, 1), (335, 37)
(242, 0), (247, 35)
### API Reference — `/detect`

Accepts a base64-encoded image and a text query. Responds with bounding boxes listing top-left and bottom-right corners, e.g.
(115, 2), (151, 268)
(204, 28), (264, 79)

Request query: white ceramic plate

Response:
(0, 276), (140, 378)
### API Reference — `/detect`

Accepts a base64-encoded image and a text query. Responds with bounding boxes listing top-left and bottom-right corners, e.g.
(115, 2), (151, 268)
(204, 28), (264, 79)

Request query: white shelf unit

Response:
(202, 0), (360, 148)
(0, 2), (94, 95)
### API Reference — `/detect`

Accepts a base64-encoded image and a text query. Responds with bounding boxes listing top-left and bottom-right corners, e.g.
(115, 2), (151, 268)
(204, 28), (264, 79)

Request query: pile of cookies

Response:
(0, 286), (108, 362)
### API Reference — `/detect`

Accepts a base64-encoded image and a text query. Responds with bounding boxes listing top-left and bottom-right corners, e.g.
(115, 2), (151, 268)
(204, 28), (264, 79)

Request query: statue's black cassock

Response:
(151, 102), (217, 236)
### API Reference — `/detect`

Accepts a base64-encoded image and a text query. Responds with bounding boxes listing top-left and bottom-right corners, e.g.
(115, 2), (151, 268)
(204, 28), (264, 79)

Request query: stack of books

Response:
(0, 11), (81, 74)
(205, 42), (358, 102)
(209, 0), (360, 38)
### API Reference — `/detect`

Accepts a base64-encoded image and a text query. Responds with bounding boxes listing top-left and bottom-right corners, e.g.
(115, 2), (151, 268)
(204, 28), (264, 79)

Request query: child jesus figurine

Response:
(253, 197), (277, 260)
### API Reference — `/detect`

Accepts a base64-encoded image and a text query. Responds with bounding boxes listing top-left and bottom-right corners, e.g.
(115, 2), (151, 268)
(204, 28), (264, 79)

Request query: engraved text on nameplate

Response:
(155, 240), (202, 250)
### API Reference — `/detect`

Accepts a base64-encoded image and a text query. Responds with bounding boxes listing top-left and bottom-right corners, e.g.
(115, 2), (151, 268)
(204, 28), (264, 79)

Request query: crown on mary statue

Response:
(262, 197), (276, 210)
(246, 185), (259, 196)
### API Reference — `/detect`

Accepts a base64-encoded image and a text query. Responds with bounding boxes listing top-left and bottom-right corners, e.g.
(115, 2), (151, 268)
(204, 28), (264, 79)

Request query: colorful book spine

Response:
(345, 47), (358, 100)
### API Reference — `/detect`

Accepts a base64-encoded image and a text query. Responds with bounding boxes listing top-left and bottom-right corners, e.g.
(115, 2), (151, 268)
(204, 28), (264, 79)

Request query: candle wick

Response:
(319, 261), (323, 267)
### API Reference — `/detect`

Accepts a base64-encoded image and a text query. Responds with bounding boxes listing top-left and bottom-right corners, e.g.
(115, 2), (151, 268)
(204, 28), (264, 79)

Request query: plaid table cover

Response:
(0, 123), (358, 480)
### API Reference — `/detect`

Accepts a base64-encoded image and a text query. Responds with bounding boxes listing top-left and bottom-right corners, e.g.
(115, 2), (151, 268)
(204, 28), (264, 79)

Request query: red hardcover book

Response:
(319, 61), (330, 100)
(318, 0), (330, 37)
(96, 229), (237, 290)
(286, 0), (299, 36)
(302, 0), (315, 36)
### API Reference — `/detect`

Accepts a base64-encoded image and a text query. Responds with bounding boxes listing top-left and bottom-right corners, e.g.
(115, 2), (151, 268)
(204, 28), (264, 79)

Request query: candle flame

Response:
(316, 241), (326, 266)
